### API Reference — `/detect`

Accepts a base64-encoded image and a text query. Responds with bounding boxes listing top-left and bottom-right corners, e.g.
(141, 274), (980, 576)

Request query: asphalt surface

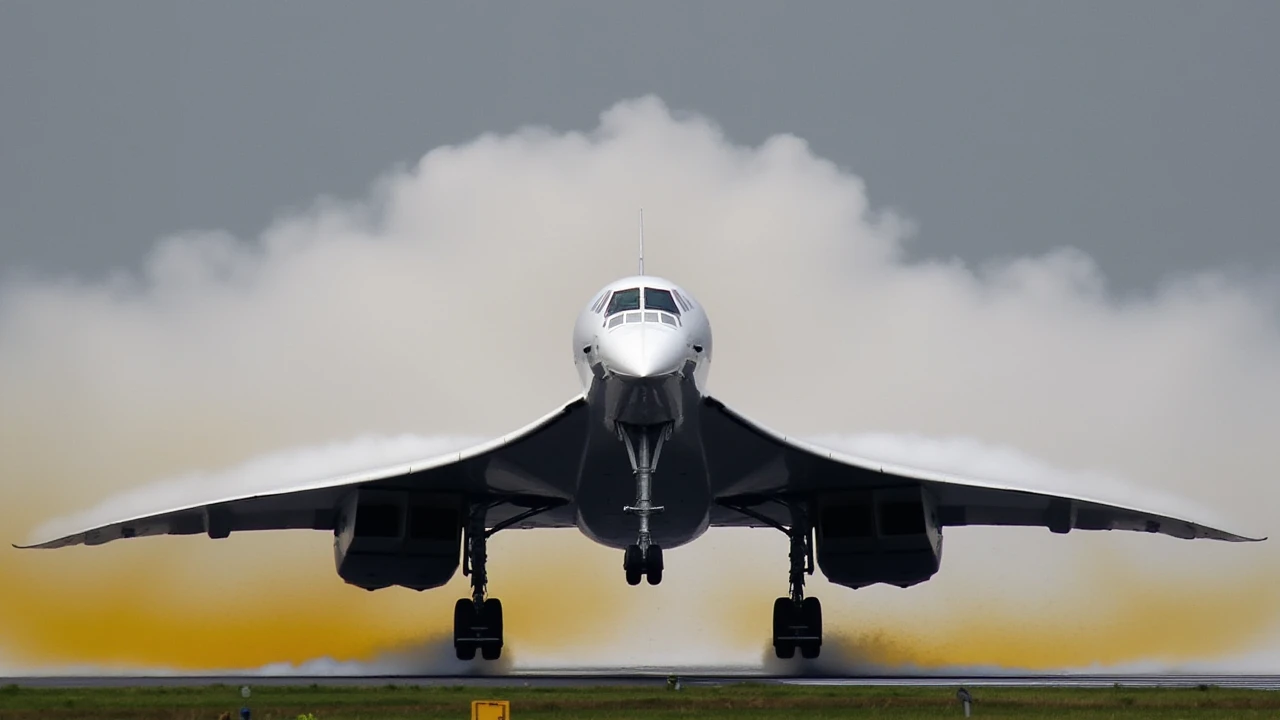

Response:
(5, 674), (1280, 689)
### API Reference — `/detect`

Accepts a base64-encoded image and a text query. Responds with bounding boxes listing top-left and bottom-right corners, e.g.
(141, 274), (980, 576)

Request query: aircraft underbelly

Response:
(574, 372), (711, 549)
(573, 449), (711, 548)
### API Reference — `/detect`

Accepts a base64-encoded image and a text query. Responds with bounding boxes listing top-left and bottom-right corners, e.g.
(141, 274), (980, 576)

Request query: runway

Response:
(6, 674), (1280, 690)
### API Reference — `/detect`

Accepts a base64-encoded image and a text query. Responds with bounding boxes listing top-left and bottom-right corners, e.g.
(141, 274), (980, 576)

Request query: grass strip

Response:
(1, 682), (1279, 719)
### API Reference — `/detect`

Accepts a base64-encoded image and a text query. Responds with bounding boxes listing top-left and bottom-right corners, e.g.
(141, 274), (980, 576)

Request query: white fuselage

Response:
(572, 275), (713, 426)
(569, 275), (715, 549)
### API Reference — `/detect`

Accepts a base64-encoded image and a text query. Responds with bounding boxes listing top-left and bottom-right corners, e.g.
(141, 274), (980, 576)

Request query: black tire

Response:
(624, 544), (644, 586)
(453, 598), (475, 641)
(799, 596), (822, 659)
(645, 545), (664, 571)
(802, 596), (822, 640)
(482, 598), (504, 638)
(772, 597), (790, 635)
(480, 598), (503, 660)
(772, 597), (798, 659)
(453, 598), (480, 661)
(645, 545), (664, 585)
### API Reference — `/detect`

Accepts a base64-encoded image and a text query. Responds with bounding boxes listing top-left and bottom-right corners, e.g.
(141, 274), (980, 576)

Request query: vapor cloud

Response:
(1, 96), (1277, 673)
(26, 434), (482, 545)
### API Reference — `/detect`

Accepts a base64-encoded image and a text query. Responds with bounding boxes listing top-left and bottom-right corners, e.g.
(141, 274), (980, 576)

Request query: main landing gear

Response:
(453, 498), (562, 661)
(774, 521), (822, 659)
(454, 509), (502, 661)
(619, 422), (671, 586)
(720, 498), (823, 659)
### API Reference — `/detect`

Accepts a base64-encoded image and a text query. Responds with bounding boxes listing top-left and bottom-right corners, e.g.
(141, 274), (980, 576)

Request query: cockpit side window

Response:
(671, 289), (693, 312)
(605, 288), (641, 315)
(643, 288), (680, 315)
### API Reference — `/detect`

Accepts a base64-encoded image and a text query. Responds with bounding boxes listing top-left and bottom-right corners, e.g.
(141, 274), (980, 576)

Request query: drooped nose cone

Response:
(600, 325), (689, 379)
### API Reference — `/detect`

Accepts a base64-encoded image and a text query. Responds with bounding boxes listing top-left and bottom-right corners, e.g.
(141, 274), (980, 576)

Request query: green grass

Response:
(0, 682), (1278, 719)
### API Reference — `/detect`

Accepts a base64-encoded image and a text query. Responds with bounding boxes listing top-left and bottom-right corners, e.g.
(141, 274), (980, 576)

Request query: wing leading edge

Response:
(701, 396), (1262, 543)
(18, 396), (590, 550)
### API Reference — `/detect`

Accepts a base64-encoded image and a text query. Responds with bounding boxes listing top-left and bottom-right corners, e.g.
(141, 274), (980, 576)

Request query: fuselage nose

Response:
(599, 324), (689, 379)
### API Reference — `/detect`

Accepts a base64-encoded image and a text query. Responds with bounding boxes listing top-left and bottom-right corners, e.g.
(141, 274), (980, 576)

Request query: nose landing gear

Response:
(623, 542), (663, 585)
(619, 422), (672, 586)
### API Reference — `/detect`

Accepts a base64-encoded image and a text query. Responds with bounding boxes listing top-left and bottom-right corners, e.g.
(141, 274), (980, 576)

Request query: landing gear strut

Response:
(720, 497), (823, 659)
(619, 422), (671, 586)
(453, 498), (563, 661)
(454, 509), (502, 661)
(774, 520), (822, 659)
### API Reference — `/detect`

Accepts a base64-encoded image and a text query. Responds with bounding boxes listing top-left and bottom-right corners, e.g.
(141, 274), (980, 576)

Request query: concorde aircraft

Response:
(19, 236), (1261, 662)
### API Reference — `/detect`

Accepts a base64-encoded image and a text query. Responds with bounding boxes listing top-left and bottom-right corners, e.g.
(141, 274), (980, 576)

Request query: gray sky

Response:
(1, 1), (1276, 291)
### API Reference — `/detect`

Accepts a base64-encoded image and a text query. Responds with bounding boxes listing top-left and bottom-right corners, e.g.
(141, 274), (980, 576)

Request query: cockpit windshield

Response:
(605, 288), (641, 315)
(604, 286), (684, 321)
(643, 288), (680, 314)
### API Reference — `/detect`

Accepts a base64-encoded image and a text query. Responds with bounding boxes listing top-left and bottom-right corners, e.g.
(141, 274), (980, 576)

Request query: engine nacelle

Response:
(333, 489), (463, 591)
(815, 485), (943, 589)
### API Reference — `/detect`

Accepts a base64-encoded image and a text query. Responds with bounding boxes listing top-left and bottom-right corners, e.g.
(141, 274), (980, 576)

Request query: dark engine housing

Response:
(333, 488), (463, 591)
(815, 485), (943, 589)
